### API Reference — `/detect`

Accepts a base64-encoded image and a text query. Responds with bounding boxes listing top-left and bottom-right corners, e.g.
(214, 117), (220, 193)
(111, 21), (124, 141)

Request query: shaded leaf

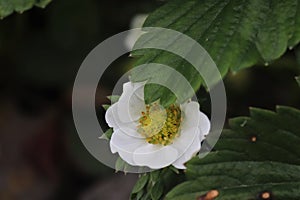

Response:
(132, 174), (149, 194)
(131, 0), (300, 106)
(150, 181), (164, 200)
(115, 157), (132, 173)
(131, 167), (185, 200)
(165, 106), (300, 200)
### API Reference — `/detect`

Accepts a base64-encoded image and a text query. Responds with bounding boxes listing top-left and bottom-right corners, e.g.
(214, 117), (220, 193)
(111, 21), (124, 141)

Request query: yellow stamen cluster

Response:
(137, 103), (181, 145)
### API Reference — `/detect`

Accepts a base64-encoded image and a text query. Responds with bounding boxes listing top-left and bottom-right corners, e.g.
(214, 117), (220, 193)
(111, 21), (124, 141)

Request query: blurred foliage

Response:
(0, 0), (51, 19)
(0, 0), (160, 199)
(0, 0), (159, 87)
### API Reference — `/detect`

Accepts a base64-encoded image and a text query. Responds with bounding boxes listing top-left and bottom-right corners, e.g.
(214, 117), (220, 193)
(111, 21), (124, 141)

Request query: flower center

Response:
(137, 103), (182, 145)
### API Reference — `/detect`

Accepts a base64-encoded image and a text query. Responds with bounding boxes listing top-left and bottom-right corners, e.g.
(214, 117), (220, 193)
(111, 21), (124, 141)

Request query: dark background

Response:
(0, 0), (300, 199)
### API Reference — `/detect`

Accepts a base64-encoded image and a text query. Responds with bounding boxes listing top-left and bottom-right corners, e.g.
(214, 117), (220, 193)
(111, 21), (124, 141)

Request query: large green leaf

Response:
(131, 0), (300, 106)
(0, 0), (51, 19)
(164, 106), (300, 199)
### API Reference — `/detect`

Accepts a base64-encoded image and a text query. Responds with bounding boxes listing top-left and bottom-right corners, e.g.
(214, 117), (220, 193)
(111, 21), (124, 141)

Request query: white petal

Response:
(133, 144), (178, 169)
(117, 82), (146, 123)
(110, 141), (118, 154)
(110, 129), (146, 165)
(169, 127), (199, 157)
(105, 103), (118, 128)
(132, 81), (146, 100)
(198, 111), (210, 136)
(181, 101), (200, 130)
(172, 135), (201, 169)
(105, 103), (144, 138)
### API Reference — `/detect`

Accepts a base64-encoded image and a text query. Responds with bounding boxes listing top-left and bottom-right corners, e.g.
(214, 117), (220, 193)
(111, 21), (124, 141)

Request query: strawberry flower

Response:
(105, 81), (210, 169)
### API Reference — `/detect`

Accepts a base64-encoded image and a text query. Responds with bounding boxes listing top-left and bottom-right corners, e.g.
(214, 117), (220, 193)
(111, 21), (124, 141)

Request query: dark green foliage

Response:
(0, 0), (51, 19)
(131, 167), (185, 200)
(165, 106), (300, 199)
(131, 0), (300, 106)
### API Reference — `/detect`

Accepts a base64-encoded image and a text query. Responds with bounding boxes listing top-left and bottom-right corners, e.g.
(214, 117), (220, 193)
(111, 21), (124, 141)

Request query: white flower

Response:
(105, 81), (210, 169)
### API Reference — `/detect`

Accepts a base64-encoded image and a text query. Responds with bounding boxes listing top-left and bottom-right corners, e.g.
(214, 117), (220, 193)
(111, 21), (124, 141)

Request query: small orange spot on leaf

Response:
(261, 192), (271, 199)
(251, 136), (257, 142)
(197, 190), (219, 200)
(258, 190), (272, 200)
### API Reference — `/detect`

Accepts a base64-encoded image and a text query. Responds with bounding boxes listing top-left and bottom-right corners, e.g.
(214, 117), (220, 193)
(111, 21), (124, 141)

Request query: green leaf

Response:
(115, 157), (132, 173)
(131, 0), (300, 106)
(132, 174), (149, 194)
(98, 128), (113, 140)
(165, 106), (300, 200)
(35, 0), (51, 8)
(169, 165), (180, 174)
(131, 167), (185, 200)
(107, 95), (120, 104)
(150, 181), (164, 200)
(0, 0), (51, 19)
(150, 170), (161, 183)
(166, 162), (300, 200)
(102, 104), (110, 111)
(255, 1), (298, 61)
(103, 95), (120, 110)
